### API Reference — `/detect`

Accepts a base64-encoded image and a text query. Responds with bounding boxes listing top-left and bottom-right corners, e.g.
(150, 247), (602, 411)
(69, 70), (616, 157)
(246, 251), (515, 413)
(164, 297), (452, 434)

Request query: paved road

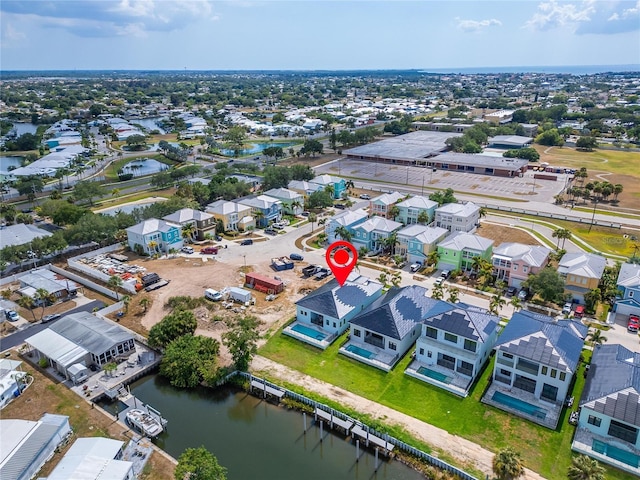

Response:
(0, 300), (104, 352)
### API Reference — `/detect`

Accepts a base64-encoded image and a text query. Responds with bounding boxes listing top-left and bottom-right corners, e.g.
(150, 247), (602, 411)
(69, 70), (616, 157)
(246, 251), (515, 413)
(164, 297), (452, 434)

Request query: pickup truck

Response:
(302, 265), (320, 277)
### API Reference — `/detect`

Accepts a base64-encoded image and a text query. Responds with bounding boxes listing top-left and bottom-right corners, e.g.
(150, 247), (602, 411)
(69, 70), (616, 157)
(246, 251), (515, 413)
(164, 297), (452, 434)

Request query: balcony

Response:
(515, 359), (539, 376)
(496, 357), (514, 368)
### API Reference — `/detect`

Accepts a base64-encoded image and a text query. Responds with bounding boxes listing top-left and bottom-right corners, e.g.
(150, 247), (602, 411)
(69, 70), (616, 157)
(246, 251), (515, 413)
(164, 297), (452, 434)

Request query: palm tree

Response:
(446, 286), (460, 303)
(139, 297), (150, 313)
(111, 188), (121, 199)
(388, 205), (400, 220)
(427, 250), (440, 266)
(431, 282), (444, 300)
(612, 183), (623, 202)
(384, 232), (399, 255)
(324, 184), (335, 199)
(478, 206), (487, 220)
(552, 228), (572, 249)
(334, 225), (353, 242)
(345, 180), (355, 193)
(567, 454), (605, 480)
(17, 295), (38, 322)
(291, 200), (303, 215)
(492, 447), (525, 480)
(489, 294), (506, 316)
(377, 270), (389, 288)
(182, 223), (196, 243)
(417, 210), (430, 225)
(34, 288), (53, 320)
(308, 212), (317, 233)
(107, 275), (123, 301)
(587, 329), (607, 346)
(509, 296), (522, 312)
(122, 295), (131, 314)
(147, 240), (158, 255)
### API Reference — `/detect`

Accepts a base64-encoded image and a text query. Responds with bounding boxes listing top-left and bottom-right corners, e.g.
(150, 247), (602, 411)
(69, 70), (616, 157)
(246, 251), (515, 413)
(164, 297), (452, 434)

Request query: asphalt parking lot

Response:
(316, 159), (569, 202)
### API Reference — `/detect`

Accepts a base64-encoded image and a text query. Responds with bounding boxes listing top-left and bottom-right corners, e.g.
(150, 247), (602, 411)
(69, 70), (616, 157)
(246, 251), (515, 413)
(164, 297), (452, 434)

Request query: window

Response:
(503, 353), (513, 359)
(608, 420), (638, 444)
(550, 369), (557, 378)
(523, 266), (528, 273)
(427, 351), (432, 358)
(559, 372), (566, 381)
(419, 348), (424, 356)
(513, 265), (518, 271)
(541, 383), (558, 402)
(354, 329), (361, 337)
(463, 339), (477, 352)
(500, 369), (511, 377)
(444, 332), (458, 344)
(588, 415), (602, 427)
(541, 366), (548, 375)
(389, 342), (397, 351)
(426, 327), (437, 339)
(333, 322), (336, 328)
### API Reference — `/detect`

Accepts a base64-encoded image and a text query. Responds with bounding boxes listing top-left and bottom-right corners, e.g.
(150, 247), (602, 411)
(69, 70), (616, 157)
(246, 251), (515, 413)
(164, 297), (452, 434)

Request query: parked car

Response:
(42, 313), (61, 323)
(289, 253), (304, 261)
(562, 303), (573, 315)
(301, 211), (310, 217)
(214, 235), (223, 242)
(627, 314), (639, 332)
(359, 194), (371, 200)
(410, 262), (422, 273)
(5, 310), (19, 322)
(271, 223), (284, 230)
(240, 239), (253, 246)
(181, 246), (194, 254)
(434, 277), (444, 286)
(441, 270), (450, 279)
(517, 289), (529, 301)
(334, 204), (346, 210)
(506, 286), (517, 297)
(200, 246), (218, 255)
(574, 305), (585, 318)
(264, 229), (277, 236)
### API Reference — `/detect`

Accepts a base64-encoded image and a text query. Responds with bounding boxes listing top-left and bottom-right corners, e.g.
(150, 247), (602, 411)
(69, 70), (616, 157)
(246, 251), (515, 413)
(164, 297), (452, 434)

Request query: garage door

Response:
(614, 302), (640, 317)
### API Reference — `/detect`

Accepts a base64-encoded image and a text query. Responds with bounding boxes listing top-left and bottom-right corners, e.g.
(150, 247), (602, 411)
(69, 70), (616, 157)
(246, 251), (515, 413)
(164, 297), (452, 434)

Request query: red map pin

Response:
(326, 240), (358, 286)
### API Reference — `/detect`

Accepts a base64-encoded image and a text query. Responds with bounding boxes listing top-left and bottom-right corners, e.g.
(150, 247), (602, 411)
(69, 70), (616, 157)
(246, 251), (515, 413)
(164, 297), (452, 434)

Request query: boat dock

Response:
(112, 391), (168, 438)
(314, 407), (353, 433)
(250, 379), (285, 400)
(351, 425), (395, 454)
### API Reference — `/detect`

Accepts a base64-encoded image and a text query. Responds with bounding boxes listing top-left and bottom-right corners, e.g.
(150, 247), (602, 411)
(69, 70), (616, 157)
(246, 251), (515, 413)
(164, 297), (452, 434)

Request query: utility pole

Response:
(588, 198), (598, 233)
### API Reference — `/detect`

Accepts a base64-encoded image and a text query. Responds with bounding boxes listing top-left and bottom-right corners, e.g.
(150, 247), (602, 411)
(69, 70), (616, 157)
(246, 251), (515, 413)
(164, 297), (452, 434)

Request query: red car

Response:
(628, 315), (640, 333)
(200, 246), (219, 255)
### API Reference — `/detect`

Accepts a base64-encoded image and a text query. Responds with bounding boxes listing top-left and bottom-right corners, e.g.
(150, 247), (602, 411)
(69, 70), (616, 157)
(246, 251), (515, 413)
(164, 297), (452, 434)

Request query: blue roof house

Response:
(325, 208), (369, 244)
(572, 344), (640, 476)
(406, 305), (500, 397)
(238, 195), (283, 228)
(284, 274), (383, 349)
(351, 217), (403, 253)
(340, 285), (451, 372)
(613, 262), (640, 317)
(482, 310), (587, 429)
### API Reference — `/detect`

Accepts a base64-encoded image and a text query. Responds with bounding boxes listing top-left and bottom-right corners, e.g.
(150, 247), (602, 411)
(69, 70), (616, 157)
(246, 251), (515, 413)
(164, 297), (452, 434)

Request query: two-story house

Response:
(572, 344), (640, 476)
(396, 224), (448, 264)
(263, 188), (304, 216)
(483, 310), (587, 428)
(370, 192), (405, 218)
(558, 252), (607, 304)
(163, 208), (216, 242)
(126, 218), (183, 255)
(309, 174), (346, 199)
(326, 208), (369, 244)
(395, 195), (438, 225)
(341, 285), (448, 372)
(238, 195), (283, 228)
(437, 232), (494, 272)
(614, 262), (640, 317)
(284, 274), (383, 349)
(288, 180), (325, 200)
(206, 200), (254, 232)
(351, 216), (403, 253)
(406, 304), (500, 397)
(435, 202), (480, 233)
(492, 243), (552, 288)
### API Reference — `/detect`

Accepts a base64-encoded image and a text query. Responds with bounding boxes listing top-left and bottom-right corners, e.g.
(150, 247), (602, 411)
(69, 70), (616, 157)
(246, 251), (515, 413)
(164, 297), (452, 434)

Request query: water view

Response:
(121, 158), (168, 176)
(98, 201), (158, 216)
(119, 375), (424, 480)
(131, 117), (167, 134)
(0, 156), (23, 174)
(221, 142), (296, 157)
(9, 122), (39, 136)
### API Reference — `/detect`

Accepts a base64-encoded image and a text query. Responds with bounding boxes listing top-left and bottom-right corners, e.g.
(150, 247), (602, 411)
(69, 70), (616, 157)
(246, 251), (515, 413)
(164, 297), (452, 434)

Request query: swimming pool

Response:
(417, 367), (452, 384)
(291, 324), (327, 341)
(593, 439), (640, 467)
(492, 391), (547, 419)
(345, 344), (375, 359)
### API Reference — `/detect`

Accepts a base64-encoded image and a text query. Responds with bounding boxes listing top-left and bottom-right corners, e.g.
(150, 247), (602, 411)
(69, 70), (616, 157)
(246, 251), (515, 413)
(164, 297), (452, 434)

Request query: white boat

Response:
(126, 409), (164, 437)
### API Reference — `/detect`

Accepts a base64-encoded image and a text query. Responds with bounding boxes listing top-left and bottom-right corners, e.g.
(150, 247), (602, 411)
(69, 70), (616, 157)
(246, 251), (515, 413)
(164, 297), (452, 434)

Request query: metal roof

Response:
(492, 243), (551, 267)
(296, 275), (383, 319)
(580, 344), (640, 427)
(125, 218), (180, 236)
(435, 201), (479, 217)
(49, 312), (133, 356)
(617, 262), (640, 288)
(0, 224), (52, 250)
(424, 308), (500, 342)
(558, 252), (606, 279)
(495, 311), (587, 373)
(47, 437), (132, 480)
(438, 231), (494, 252)
(25, 329), (88, 368)
(163, 208), (212, 224)
(344, 130), (460, 161)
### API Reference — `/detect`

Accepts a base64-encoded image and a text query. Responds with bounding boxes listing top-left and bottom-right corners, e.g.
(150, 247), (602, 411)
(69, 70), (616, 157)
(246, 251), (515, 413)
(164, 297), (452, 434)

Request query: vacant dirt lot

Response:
(476, 222), (540, 246)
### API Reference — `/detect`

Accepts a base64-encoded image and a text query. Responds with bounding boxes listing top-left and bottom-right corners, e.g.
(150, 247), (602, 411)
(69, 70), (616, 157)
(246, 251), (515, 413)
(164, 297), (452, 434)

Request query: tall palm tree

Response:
(492, 447), (525, 480)
(345, 180), (355, 193)
(324, 184), (335, 199)
(34, 288), (54, 320)
(139, 297), (150, 313)
(17, 295), (38, 322)
(147, 240), (158, 255)
(567, 454), (605, 480)
(612, 184), (623, 202)
(122, 295), (131, 314)
(384, 232), (399, 255)
(182, 223), (196, 243)
(552, 228), (572, 249)
(107, 275), (124, 301)
(308, 212), (317, 234)
(431, 282), (444, 300)
(587, 329), (607, 347)
(291, 200), (303, 215)
(490, 294), (506, 316)
(427, 250), (440, 266)
(417, 210), (430, 225)
(388, 205), (400, 220)
(334, 225), (353, 242)
(446, 287), (460, 303)
(509, 297), (522, 312)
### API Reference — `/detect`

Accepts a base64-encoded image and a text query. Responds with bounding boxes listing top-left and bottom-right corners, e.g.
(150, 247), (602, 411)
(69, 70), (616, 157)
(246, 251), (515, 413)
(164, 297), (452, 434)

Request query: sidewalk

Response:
(251, 356), (548, 480)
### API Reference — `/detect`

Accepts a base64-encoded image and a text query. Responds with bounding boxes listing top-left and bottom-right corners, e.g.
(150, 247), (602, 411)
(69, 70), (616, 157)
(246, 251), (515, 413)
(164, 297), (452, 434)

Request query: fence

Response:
(236, 372), (479, 480)
(483, 203), (622, 229)
(67, 245), (138, 295)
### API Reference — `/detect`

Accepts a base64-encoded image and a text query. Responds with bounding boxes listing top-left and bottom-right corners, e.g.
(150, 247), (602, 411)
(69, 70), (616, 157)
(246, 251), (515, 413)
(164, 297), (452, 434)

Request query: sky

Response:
(1, 0), (639, 71)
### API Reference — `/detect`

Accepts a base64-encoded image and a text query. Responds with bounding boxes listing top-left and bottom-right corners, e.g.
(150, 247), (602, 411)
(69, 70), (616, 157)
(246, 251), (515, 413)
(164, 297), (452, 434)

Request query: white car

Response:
(181, 246), (194, 254)
(562, 303), (572, 315)
(434, 277), (444, 286)
(410, 262), (422, 273)
(359, 194), (371, 200)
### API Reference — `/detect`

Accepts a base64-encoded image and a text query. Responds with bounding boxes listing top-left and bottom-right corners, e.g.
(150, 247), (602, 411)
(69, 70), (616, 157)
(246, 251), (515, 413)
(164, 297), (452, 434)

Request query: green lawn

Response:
(537, 146), (640, 178)
(258, 331), (634, 480)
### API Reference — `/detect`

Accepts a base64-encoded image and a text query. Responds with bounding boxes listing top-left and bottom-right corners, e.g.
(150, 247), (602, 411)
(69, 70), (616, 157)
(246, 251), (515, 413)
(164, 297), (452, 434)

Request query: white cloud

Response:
(1, 23), (26, 46)
(524, 0), (596, 31)
(455, 17), (502, 33)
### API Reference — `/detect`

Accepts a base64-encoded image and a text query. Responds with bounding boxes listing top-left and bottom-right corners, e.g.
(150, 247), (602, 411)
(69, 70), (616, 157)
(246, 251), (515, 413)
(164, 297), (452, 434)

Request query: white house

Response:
(482, 310), (587, 428)
(407, 304), (500, 397)
(435, 201), (480, 233)
(284, 274), (383, 349)
(0, 359), (26, 409)
(572, 344), (640, 476)
(263, 188), (305, 215)
(47, 437), (134, 480)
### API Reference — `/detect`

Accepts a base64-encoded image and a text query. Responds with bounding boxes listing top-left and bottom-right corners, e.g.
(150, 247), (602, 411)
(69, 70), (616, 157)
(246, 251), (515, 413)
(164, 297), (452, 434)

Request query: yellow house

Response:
(558, 252), (606, 303)
(205, 200), (254, 232)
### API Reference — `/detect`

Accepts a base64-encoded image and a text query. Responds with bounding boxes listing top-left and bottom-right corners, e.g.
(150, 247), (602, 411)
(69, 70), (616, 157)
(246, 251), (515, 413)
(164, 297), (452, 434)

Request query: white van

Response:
(204, 288), (223, 301)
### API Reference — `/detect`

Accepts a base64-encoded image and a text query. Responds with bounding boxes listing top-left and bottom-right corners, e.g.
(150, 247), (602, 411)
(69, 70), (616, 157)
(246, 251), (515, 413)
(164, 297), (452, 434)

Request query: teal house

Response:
(126, 218), (183, 255)
(395, 195), (438, 225)
(437, 232), (494, 272)
(310, 174), (347, 199)
(352, 217), (403, 253)
(397, 225), (449, 264)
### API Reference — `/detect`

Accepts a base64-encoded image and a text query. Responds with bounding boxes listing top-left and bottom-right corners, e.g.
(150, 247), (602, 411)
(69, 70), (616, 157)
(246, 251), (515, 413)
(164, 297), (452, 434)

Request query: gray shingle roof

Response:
(424, 308), (500, 342)
(581, 344), (640, 427)
(350, 285), (452, 340)
(495, 310), (586, 373)
(296, 276), (383, 319)
(558, 252), (606, 279)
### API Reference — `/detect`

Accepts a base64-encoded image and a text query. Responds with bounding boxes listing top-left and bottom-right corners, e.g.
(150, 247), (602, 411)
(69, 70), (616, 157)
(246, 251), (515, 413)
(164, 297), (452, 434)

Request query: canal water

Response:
(119, 375), (425, 480)
(220, 142), (296, 157)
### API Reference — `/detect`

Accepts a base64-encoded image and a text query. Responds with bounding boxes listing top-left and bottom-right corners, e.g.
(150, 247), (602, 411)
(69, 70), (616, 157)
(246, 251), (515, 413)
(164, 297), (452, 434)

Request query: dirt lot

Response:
(476, 222), (540, 246)
(109, 253), (329, 365)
